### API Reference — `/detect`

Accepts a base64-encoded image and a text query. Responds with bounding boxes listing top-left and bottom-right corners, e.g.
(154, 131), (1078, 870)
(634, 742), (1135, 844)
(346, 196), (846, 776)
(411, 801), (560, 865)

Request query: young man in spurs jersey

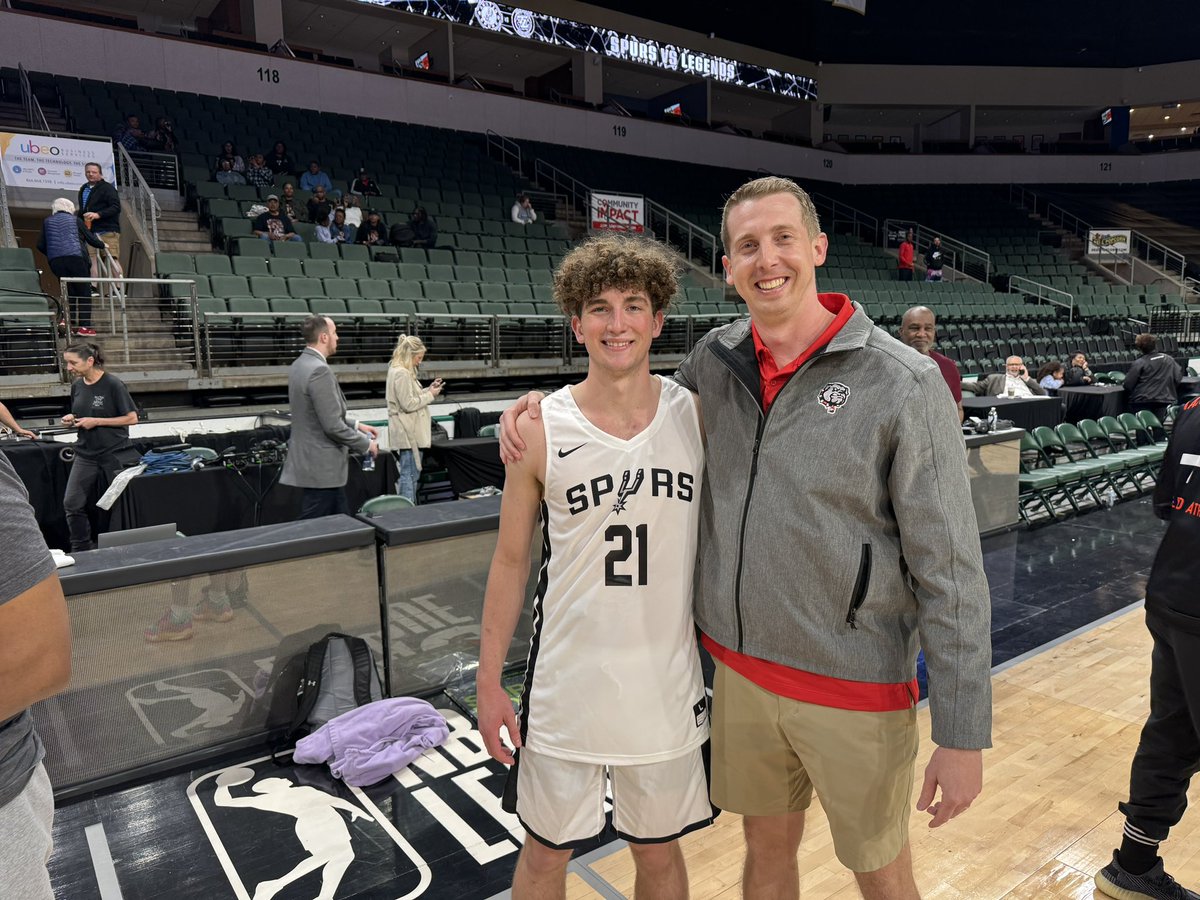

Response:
(477, 235), (712, 900)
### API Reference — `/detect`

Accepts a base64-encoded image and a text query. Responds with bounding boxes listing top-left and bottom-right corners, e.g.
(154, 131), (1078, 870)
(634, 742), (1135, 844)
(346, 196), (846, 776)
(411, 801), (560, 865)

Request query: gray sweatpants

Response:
(0, 763), (55, 900)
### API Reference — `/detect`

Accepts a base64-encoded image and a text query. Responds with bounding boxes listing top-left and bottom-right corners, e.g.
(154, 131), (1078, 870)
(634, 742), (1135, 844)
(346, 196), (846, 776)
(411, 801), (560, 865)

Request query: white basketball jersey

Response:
(519, 377), (707, 765)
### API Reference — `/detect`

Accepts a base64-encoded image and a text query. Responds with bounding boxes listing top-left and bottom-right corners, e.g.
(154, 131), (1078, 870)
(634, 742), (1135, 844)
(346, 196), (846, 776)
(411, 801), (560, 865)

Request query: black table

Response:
(1180, 376), (1200, 401)
(1, 438), (74, 548)
(109, 454), (398, 535)
(428, 437), (503, 496)
(962, 395), (1062, 432)
(1058, 385), (1125, 424)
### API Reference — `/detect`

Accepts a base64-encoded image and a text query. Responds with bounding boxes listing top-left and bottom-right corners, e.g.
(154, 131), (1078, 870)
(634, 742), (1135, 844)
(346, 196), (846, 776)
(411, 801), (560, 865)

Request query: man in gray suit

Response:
(281, 316), (378, 519)
(962, 355), (1047, 399)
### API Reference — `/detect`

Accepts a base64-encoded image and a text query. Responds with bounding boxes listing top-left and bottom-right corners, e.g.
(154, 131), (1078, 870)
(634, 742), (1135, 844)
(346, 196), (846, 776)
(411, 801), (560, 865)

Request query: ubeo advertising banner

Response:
(0, 133), (115, 191)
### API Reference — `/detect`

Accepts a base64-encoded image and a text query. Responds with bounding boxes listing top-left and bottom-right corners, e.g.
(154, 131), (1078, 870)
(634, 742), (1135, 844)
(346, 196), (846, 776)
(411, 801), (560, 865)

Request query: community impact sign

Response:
(0, 133), (115, 190)
(590, 191), (646, 233)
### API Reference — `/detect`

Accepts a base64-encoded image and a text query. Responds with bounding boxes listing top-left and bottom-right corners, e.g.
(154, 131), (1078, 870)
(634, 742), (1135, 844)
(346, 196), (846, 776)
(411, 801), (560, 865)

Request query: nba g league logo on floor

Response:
(189, 708), (543, 899)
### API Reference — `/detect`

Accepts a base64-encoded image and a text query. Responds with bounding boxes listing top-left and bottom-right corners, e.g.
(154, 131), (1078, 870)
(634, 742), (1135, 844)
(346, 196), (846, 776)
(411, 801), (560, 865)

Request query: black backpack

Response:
(263, 630), (384, 756)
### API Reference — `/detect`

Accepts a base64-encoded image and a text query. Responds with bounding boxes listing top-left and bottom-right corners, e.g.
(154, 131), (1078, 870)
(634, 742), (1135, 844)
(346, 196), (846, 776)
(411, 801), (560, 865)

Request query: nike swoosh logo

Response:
(557, 443), (587, 458)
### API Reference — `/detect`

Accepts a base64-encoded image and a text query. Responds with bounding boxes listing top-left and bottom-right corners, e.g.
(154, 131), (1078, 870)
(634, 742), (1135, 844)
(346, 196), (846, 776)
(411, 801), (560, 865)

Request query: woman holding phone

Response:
(386, 335), (443, 504)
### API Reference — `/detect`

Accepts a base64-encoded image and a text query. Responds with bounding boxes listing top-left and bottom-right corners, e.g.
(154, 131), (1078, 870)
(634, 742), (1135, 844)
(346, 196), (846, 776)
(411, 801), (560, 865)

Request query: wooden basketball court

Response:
(569, 605), (1200, 899)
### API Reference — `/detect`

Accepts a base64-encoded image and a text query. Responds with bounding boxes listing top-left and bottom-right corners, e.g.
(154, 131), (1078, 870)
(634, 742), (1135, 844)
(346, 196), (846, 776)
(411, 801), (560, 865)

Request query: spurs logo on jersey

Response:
(520, 378), (707, 765)
(564, 466), (694, 516)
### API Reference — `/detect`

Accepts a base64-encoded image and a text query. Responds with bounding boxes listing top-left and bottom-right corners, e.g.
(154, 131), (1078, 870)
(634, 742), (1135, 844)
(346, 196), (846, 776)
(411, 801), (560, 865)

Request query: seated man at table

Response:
(963, 356), (1046, 398)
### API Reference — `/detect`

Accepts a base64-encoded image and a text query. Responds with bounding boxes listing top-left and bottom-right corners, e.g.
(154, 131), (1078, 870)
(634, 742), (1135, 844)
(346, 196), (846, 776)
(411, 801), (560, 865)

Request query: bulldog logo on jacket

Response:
(818, 382), (850, 414)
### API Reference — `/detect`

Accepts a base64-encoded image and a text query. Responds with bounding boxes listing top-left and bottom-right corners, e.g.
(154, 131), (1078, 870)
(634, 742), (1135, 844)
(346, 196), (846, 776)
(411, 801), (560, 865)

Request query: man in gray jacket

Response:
(280, 316), (378, 519)
(674, 176), (991, 899)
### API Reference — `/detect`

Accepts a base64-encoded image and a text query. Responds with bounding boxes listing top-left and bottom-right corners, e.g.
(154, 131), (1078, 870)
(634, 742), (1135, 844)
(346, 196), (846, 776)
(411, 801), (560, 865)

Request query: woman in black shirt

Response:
(60, 342), (138, 551)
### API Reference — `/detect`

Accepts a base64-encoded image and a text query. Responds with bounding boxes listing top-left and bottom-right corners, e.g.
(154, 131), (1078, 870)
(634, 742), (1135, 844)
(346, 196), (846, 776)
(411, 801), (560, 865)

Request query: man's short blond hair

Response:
(721, 176), (822, 253)
(553, 234), (679, 318)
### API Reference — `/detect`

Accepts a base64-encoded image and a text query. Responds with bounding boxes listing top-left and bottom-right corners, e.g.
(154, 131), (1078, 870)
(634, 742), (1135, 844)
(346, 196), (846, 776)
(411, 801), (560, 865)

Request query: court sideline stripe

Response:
(84, 822), (125, 900)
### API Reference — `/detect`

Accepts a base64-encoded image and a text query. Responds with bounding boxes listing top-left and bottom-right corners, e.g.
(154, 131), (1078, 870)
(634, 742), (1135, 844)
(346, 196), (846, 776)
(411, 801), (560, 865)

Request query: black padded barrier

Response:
(32, 516), (380, 798)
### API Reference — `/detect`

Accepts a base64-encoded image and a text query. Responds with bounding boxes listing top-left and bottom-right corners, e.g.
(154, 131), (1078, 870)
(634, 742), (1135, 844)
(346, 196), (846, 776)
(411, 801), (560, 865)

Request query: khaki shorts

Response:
(503, 745), (714, 849)
(87, 232), (121, 267)
(710, 660), (918, 872)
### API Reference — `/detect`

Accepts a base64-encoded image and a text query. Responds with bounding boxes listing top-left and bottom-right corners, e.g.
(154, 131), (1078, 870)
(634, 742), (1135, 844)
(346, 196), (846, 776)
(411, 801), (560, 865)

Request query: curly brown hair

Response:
(553, 234), (680, 318)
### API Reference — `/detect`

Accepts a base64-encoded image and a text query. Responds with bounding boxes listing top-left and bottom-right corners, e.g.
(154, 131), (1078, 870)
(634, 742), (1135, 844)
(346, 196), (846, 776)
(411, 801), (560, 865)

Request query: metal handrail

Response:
(532, 158), (717, 275)
(812, 192), (879, 246)
(485, 130), (524, 178)
(883, 218), (991, 283)
(1008, 275), (1075, 321)
(114, 143), (160, 256)
(17, 64), (50, 133)
(646, 199), (720, 277)
(0, 173), (16, 248)
(533, 158), (593, 213)
(1010, 185), (1189, 287)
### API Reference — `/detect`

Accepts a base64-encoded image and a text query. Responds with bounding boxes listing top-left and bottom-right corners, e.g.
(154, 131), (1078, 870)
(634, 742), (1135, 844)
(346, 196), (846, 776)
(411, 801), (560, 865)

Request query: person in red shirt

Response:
(899, 305), (963, 421)
(898, 229), (915, 281)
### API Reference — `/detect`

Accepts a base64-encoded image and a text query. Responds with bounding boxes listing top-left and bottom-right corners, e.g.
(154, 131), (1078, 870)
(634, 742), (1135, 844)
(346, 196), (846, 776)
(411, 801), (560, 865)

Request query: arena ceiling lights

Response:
(353, 0), (818, 100)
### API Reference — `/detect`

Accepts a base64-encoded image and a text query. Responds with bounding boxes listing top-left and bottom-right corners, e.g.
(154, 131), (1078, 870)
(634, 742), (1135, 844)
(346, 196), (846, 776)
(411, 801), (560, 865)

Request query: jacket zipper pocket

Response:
(846, 543), (872, 630)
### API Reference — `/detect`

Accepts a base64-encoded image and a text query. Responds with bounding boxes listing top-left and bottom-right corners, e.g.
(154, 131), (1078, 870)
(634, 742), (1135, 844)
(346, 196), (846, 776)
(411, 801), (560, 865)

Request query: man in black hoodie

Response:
(77, 162), (122, 275)
(1094, 395), (1200, 900)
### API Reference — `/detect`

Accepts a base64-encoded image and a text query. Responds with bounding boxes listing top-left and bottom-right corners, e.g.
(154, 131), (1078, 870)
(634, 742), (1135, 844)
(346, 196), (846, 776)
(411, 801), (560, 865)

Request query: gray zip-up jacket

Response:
(675, 302), (992, 750)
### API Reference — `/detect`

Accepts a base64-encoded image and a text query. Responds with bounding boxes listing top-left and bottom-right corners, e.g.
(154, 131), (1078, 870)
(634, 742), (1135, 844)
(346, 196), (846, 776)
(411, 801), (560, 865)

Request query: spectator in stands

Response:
(244, 152), (275, 190)
(112, 114), (146, 153)
(967, 356), (1046, 398)
(386, 335), (443, 504)
(0, 451), (72, 900)
(280, 316), (378, 519)
(355, 209), (388, 246)
(306, 186), (333, 226)
(77, 162), (122, 278)
(279, 182), (300, 221)
(215, 141), (245, 174)
(317, 208), (355, 244)
(924, 236), (944, 282)
(898, 305), (962, 420)
(897, 228), (915, 281)
(265, 141), (293, 176)
(0, 401), (35, 438)
(1037, 360), (1066, 395)
(300, 161), (336, 196)
(142, 117), (177, 154)
(37, 197), (106, 337)
(214, 158), (245, 187)
(510, 193), (537, 226)
(408, 207), (437, 248)
(1065, 351), (1095, 386)
(1093, 394), (1200, 900)
(342, 193), (363, 228)
(60, 341), (139, 553)
(349, 168), (381, 197)
(252, 195), (301, 243)
(1124, 333), (1183, 424)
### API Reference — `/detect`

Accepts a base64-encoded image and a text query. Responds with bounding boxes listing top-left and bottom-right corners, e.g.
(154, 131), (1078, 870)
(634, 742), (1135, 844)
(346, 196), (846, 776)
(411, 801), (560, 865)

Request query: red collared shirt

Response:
(702, 292), (919, 712)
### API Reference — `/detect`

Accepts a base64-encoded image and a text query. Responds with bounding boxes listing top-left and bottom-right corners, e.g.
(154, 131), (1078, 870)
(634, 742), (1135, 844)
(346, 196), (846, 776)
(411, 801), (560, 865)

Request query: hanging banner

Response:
(1086, 228), (1131, 258)
(589, 191), (646, 233)
(0, 132), (115, 191)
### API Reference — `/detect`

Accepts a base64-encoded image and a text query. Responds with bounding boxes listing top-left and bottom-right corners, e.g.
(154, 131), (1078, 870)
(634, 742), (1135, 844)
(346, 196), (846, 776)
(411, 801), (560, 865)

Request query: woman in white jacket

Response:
(386, 335), (443, 503)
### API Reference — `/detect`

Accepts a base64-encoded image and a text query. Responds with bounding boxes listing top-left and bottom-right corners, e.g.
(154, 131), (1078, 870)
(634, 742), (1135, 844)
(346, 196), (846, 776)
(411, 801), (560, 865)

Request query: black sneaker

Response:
(1095, 851), (1200, 900)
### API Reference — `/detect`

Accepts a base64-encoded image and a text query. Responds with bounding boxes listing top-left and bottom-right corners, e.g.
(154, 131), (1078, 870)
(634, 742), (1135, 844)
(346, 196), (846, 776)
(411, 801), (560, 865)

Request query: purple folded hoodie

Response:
(293, 697), (450, 786)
